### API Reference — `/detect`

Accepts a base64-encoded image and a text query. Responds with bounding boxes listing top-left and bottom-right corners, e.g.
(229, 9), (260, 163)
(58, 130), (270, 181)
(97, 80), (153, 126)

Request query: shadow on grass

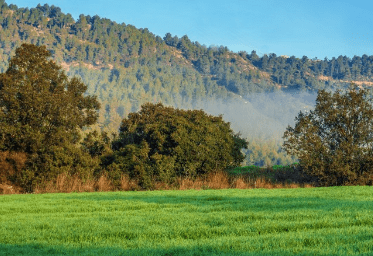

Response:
(0, 243), (270, 256)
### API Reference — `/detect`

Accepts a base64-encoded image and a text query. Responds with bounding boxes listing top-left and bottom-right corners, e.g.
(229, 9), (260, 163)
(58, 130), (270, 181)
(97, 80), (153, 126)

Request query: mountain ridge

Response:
(2, 0), (373, 167)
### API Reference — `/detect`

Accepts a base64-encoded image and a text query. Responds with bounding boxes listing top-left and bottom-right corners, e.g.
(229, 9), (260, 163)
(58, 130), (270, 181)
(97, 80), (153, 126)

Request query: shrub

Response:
(104, 103), (248, 190)
(0, 151), (27, 184)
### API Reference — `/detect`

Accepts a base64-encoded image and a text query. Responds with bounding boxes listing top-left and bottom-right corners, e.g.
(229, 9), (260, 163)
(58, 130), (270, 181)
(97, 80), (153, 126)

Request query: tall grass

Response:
(0, 164), (313, 195)
(1, 187), (372, 255)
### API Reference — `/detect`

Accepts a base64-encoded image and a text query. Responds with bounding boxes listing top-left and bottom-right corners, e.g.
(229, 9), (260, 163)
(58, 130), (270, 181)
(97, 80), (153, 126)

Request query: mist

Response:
(191, 89), (320, 145)
(193, 84), (373, 143)
(178, 84), (373, 166)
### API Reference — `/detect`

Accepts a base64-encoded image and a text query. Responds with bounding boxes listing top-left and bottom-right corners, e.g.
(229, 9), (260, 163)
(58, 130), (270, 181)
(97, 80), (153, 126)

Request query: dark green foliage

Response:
(282, 83), (373, 186)
(2, 1), (373, 170)
(0, 44), (101, 191)
(19, 144), (100, 192)
(268, 163), (319, 185)
(226, 163), (318, 185)
(246, 52), (373, 92)
(0, 44), (100, 152)
(104, 103), (248, 189)
(81, 130), (113, 158)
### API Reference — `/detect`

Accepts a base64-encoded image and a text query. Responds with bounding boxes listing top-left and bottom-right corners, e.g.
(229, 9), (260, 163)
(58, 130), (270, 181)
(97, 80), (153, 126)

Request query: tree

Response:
(104, 102), (248, 190)
(0, 43), (101, 190)
(81, 130), (113, 158)
(281, 83), (373, 186)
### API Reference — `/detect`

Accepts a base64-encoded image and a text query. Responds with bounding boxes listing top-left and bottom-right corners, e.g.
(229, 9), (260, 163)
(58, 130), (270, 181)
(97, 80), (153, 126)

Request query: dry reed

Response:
(0, 169), (315, 195)
(0, 183), (22, 194)
(33, 173), (97, 194)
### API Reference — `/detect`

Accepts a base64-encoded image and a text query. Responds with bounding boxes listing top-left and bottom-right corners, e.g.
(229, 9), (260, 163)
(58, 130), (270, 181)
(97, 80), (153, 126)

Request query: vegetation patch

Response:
(1, 187), (372, 255)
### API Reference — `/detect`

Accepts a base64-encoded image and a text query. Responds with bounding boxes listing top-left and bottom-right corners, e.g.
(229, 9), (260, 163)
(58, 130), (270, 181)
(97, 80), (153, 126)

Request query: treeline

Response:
(2, 0), (373, 99)
(1, 1), (372, 169)
(0, 44), (251, 192)
(245, 51), (373, 90)
(0, 1), (244, 130)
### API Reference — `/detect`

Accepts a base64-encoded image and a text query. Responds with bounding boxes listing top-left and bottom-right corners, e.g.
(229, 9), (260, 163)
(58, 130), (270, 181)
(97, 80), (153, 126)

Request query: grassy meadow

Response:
(1, 185), (373, 255)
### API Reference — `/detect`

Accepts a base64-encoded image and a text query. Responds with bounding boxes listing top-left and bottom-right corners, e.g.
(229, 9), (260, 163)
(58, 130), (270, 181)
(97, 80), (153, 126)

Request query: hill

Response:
(1, 1), (373, 167)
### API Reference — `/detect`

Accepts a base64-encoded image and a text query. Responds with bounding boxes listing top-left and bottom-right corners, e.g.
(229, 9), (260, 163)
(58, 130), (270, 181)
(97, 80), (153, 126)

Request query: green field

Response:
(1, 186), (373, 256)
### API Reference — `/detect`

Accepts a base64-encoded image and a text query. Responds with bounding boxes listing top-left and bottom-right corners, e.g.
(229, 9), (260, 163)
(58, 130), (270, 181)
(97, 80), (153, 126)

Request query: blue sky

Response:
(6, 0), (373, 59)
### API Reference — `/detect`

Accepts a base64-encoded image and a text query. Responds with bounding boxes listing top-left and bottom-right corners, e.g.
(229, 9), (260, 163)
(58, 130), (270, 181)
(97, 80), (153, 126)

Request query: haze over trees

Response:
(1, 1), (373, 169)
(0, 44), (250, 192)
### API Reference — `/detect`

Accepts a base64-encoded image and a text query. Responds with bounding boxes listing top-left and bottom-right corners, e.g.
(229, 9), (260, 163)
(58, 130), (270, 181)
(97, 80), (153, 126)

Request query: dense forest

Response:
(2, 0), (373, 168)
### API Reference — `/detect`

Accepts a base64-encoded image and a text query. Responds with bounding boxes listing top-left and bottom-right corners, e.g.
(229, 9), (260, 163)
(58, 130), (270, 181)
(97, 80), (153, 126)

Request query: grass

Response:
(1, 186), (373, 255)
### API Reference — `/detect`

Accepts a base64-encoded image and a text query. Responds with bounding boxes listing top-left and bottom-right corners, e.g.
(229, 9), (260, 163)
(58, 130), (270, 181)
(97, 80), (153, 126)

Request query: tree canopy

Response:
(3, 1), (373, 169)
(104, 103), (248, 189)
(282, 83), (373, 186)
(0, 43), (100, 153)
(0, 43), (101, 190)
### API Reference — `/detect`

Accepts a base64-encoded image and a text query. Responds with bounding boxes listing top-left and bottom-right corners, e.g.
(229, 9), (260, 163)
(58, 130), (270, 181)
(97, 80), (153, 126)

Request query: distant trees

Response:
(0, 44), (101, 191)
(282, 83), (373, 186)
(3, 1), (373, 172)
(102, 103), (248, 190)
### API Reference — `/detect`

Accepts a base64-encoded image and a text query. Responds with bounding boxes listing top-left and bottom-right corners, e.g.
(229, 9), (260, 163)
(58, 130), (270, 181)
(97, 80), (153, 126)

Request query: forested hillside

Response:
(2, 1), (373, 167)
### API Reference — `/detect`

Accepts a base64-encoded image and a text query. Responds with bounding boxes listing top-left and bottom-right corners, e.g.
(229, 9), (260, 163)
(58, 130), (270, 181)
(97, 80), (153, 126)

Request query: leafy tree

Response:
(281, 83), (373, 186)
(3, 1), (373, 170)
(0, 43), (100, 190)
(104, 103), (248, 189)
(81, 130), (113, 158)
(0, 43), (100, 152)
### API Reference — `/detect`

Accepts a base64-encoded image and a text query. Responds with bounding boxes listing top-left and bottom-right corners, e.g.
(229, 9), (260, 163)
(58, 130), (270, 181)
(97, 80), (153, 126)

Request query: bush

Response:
(104, 103), (248, 190)
(15, 144), (100, 193)
(0, 151), (27, 185)
(271, 163), (320, 186)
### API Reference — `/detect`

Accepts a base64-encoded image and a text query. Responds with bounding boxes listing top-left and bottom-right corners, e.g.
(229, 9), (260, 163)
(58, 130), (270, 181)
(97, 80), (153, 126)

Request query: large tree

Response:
(282, 83), (373, 186)
(0, 43), (100, 190)
(104, 102), (248, 189)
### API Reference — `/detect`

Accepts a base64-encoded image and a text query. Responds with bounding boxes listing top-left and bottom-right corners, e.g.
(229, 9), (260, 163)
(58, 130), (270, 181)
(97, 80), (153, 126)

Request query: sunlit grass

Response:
(1, 186), (372, 255)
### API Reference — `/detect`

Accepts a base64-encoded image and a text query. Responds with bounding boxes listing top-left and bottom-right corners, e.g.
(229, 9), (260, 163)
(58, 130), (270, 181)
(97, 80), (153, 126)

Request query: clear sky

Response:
(5, 0), (373, 59)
